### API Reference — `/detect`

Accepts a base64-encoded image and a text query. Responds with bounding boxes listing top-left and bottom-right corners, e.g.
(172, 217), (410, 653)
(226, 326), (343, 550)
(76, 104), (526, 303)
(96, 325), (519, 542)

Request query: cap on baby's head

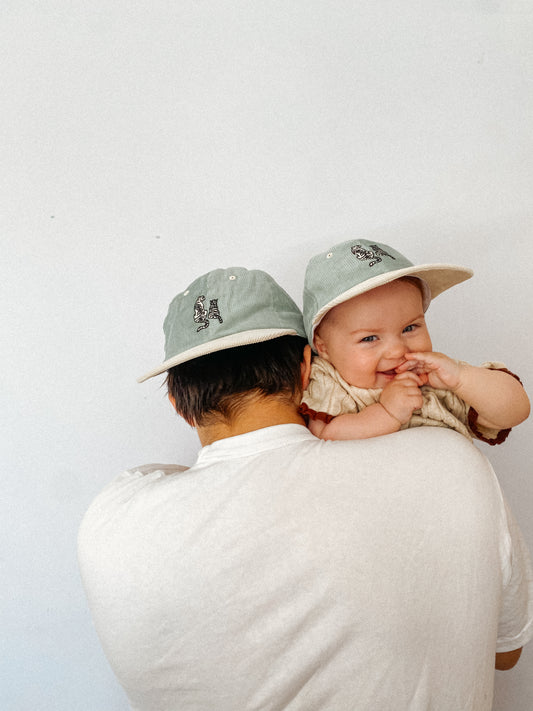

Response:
(138, 267), (306, 382)
(303, 239), (473, 347)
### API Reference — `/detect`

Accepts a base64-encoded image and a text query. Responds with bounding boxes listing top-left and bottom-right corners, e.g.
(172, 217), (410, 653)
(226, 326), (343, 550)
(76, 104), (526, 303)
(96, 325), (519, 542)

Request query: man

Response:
(78, 267), (532, 710)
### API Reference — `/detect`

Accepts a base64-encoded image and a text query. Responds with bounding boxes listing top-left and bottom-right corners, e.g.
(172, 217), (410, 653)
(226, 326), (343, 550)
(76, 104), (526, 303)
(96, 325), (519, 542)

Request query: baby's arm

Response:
(398, 352), (530, 430)
(309, 371), (425, 441)
(308, 403), (401, 440)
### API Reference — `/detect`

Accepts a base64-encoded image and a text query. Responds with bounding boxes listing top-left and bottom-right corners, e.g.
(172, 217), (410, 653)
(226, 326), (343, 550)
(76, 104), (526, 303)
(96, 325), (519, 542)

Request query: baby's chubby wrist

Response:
(376, 401), (403, 430)
(450, 360), (472, 397)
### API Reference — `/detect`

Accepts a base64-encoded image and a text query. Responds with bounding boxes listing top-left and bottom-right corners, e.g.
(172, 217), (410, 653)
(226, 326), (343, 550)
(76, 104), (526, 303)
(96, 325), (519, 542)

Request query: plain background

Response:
(2, 1), (532, 709)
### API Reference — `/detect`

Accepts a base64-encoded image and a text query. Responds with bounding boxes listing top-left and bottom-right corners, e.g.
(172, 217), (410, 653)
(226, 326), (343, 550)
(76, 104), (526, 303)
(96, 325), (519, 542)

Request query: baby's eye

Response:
(360, 335), (378, 342)
(403, 324), (418, 333)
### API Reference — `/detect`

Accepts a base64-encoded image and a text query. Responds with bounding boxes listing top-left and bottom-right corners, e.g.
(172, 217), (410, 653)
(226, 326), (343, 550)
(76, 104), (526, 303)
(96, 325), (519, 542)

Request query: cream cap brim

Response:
(137, 328), (301, 382)
(311, 263), (473, 341)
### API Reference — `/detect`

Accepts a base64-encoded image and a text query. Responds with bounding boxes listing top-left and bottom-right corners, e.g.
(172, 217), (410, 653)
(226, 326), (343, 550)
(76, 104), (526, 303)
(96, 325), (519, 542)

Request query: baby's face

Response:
(314, 279), (432, 389)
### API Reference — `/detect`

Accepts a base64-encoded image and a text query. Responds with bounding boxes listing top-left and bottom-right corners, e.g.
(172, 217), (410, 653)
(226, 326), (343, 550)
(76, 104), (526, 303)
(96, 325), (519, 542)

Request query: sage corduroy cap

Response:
(303, 239), (473, 345)
(138, 267), (306, 382)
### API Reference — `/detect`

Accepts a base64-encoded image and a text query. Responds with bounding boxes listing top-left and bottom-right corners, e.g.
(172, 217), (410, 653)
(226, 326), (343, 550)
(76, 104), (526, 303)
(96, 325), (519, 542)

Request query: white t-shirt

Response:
(78, 425), (533, 711)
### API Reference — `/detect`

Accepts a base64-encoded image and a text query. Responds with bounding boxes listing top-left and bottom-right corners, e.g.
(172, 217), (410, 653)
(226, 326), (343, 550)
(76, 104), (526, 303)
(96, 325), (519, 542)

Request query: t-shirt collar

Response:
(194, 423), (313, 465)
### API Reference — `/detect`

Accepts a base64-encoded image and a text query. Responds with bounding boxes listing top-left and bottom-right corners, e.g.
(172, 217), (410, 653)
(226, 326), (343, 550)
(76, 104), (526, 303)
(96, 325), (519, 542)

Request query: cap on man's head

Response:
(303, 239), (473, 346)
(138, 267), (306, 382)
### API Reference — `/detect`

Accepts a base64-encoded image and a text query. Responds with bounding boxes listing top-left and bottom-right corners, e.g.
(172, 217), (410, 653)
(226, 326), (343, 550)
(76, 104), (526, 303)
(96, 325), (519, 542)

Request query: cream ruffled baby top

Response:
(300, 357), (512, 445)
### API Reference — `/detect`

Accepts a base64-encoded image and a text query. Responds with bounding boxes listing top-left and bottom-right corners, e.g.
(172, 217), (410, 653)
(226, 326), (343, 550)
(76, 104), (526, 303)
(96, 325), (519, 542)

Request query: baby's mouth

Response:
(379, 369), (397, 377)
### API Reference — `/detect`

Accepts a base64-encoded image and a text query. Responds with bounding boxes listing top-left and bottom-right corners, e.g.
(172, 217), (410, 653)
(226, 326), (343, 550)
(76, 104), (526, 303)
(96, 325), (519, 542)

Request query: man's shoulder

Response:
(127, 462), (190, 476)
(320, 426), (491, 479)
(92, 462), (191, 497)
(79, 464), (190, 525)
(78, 463), (192, 552)
(326, 425), (480, 454)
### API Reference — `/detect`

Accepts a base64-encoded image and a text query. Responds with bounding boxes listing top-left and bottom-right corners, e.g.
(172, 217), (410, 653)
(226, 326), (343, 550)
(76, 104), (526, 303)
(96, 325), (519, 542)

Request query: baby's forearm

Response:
(308, 403), (401, 441)
(455, 364), (530, 429)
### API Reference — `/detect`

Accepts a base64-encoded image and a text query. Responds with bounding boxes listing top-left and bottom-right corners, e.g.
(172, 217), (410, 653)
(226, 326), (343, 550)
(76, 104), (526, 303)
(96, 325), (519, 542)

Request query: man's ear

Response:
(300, 344), (312, 390)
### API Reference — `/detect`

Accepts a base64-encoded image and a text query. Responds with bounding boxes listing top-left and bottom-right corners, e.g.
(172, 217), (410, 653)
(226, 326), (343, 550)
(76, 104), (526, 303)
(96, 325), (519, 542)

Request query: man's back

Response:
(78, 426), (532, 711)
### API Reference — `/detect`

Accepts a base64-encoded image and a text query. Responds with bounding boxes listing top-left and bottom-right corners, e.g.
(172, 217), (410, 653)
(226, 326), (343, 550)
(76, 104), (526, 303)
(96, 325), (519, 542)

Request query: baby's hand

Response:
(380, 371), (425, 424)
(396, 352), (463, 391)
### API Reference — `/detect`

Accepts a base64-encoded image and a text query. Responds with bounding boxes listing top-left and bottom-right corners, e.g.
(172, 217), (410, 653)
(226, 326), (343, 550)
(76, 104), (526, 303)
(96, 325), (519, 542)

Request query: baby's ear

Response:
(313, 331), (329, 360)
(300, 344), (313, 390)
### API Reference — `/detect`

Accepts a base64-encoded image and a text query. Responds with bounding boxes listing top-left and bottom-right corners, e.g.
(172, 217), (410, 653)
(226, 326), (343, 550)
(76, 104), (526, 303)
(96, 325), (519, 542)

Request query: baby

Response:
(300, 239), (530, 443)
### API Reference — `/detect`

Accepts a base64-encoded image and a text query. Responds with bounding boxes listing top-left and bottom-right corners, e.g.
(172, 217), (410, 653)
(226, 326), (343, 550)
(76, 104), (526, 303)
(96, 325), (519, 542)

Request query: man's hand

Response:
(379, 371), (425, 424)
(395, 351), (463, 391)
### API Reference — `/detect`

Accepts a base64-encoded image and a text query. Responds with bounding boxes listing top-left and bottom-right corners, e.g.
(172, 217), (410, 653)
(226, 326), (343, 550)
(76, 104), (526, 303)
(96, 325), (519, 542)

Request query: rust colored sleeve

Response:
(298, 402), (335, 425)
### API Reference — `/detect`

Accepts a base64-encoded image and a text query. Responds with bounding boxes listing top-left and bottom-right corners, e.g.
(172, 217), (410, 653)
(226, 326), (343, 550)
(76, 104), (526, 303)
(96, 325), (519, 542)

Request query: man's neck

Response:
(196, 396), (305, 447)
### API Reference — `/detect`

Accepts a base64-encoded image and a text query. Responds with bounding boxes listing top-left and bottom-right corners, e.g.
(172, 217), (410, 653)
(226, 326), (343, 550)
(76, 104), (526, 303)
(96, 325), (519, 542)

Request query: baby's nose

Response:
(385, 339), (407, 359)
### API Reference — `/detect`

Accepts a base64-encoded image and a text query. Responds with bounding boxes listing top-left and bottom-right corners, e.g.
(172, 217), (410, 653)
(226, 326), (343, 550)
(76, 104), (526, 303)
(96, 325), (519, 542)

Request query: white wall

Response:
(2, 2), (532, 708)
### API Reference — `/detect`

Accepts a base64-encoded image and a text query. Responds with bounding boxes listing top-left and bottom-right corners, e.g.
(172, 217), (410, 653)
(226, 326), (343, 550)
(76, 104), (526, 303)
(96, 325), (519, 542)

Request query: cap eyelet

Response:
(326, 252), (333, 259)
(229, 275), (236, 280)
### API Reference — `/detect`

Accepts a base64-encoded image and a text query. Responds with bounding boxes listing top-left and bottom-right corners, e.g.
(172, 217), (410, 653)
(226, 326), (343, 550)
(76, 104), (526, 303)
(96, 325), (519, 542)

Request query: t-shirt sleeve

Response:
(496, 500), (533, 652)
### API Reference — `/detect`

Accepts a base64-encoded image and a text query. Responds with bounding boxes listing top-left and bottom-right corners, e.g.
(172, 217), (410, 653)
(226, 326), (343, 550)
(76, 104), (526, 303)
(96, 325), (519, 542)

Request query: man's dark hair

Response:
(166, 335), (307, 426)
